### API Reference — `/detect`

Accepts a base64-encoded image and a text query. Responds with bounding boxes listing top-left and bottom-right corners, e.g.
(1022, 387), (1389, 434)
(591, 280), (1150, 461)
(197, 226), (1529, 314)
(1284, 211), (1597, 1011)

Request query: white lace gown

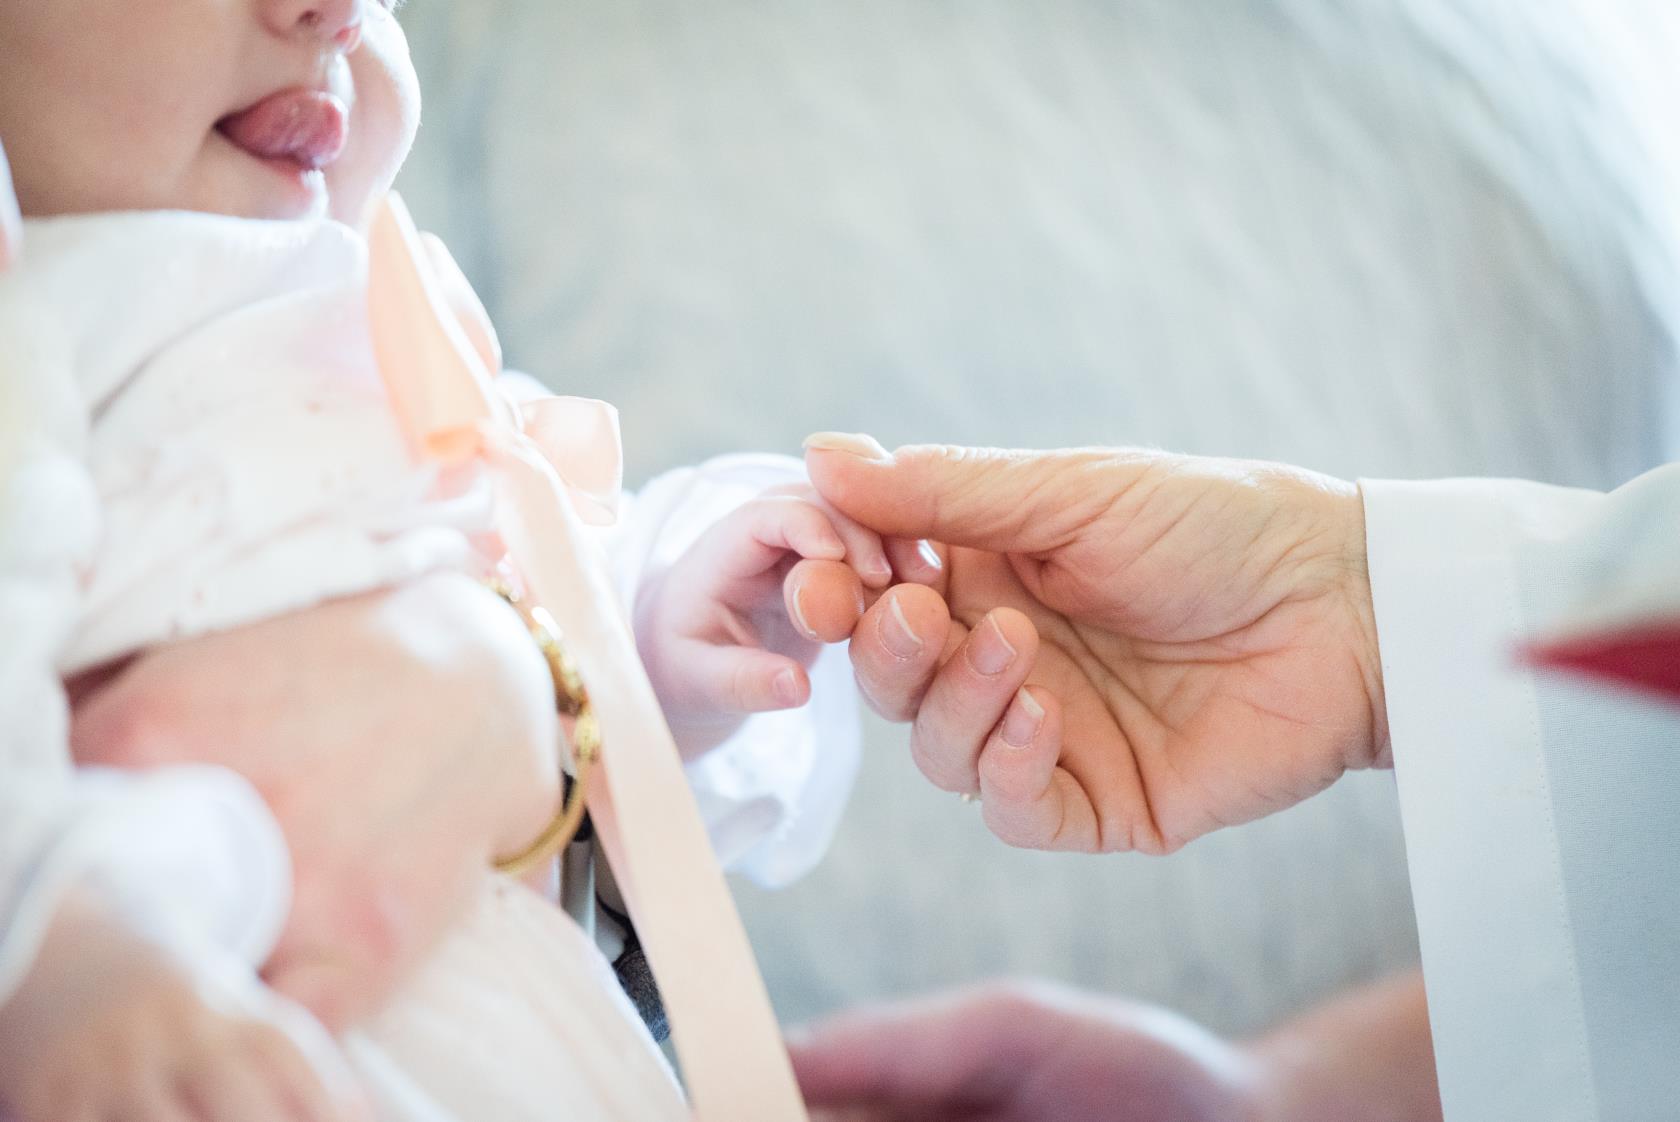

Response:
(0, 211), (858, 1120)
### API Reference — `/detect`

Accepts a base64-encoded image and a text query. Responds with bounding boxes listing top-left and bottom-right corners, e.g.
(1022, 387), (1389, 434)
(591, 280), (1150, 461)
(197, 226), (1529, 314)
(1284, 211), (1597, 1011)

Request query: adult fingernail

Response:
(775, 667), (803, 706)
(789, 580), (815, 637)
(1001, 689), (1044, 748)
(967, 615), (1017, 676)
(880, 594), (923, 658)
(803, 432), (890, 461)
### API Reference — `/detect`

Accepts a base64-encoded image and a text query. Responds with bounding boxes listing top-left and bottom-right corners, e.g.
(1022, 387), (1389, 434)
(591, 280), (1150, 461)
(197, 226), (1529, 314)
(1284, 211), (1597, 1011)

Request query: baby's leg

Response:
(70, 572), (564, 1031)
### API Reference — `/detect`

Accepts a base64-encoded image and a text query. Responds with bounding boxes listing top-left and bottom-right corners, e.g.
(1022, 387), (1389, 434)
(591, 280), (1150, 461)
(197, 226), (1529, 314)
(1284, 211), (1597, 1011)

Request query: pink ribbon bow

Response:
(366, 194), (622, 526)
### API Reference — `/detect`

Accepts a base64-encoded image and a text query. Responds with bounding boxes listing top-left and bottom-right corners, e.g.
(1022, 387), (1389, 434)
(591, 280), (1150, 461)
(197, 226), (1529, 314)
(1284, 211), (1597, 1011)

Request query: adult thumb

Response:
(804, 433), (1126, 553)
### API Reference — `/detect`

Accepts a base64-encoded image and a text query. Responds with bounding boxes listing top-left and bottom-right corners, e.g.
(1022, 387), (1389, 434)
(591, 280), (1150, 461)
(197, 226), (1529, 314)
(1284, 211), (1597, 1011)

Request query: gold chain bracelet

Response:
(487, 578), (601, 878)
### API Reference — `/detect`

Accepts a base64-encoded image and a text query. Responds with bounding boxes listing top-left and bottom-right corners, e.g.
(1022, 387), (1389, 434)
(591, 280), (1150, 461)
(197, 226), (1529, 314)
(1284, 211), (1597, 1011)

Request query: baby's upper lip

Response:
(216, 87), (348, 171)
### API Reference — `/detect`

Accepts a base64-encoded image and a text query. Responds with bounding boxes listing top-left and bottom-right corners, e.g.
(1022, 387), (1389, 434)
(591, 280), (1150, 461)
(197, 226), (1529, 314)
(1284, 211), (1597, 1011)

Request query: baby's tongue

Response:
(219, 89), (348, 170)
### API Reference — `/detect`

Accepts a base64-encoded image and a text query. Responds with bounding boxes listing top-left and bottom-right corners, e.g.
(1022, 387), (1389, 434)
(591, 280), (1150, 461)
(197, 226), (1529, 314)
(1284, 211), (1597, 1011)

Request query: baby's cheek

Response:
(332, 8), (421, 229)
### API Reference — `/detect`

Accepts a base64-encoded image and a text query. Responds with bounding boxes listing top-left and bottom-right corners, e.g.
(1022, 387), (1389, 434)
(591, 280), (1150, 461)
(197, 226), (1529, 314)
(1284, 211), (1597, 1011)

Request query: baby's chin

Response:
(104, 136), (383, 229)
(189, 134), (337, 223)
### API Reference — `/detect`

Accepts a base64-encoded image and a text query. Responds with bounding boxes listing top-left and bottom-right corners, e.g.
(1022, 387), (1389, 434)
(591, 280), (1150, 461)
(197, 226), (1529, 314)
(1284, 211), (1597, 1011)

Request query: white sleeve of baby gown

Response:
(0, 386), (293, 1003)
(607, 453), (861, 889)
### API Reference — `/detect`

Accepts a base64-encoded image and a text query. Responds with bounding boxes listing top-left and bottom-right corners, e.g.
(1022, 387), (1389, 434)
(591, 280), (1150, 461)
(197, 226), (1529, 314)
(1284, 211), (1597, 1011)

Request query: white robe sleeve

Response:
(0, 320), (293, 1004)
(607, 453), (861, 889)
(1362, 464), (1680, 1122)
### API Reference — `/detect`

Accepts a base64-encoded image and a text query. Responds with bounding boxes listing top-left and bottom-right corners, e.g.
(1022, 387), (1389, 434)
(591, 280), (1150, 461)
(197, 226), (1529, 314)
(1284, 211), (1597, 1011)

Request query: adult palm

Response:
(808, 440), (1387, 854)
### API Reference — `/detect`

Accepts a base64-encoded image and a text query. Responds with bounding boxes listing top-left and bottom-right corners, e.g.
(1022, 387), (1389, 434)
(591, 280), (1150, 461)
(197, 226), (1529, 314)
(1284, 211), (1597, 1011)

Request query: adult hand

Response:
(0, 892), (370, 1122)
(806, 437), (1387, 854)
(69, 572), (564, 1032)
(790, 974), (1440, 1122)
(790, 982), (1263, 1122)
(0, 137), (21, 270)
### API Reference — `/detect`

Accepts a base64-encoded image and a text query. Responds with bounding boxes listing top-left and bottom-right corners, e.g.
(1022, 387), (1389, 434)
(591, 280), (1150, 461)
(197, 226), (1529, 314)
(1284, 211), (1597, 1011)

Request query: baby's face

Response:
(0, 0), (419, 229)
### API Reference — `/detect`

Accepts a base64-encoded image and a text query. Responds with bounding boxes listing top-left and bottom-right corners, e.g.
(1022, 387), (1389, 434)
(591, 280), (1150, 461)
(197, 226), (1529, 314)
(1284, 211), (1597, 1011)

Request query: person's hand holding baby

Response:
(70, 573), (569, 1035)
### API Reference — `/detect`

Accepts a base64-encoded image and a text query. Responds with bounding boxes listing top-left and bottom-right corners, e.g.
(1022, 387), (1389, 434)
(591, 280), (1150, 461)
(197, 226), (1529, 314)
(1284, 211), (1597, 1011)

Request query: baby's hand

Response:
(636, 483), (941, 758)
(0, 893), (367, 1122)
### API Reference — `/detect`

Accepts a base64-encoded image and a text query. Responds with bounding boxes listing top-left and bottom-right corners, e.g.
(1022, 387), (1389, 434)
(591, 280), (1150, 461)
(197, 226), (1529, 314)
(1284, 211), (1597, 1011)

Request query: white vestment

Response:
(1364, 464), (1680, 1122)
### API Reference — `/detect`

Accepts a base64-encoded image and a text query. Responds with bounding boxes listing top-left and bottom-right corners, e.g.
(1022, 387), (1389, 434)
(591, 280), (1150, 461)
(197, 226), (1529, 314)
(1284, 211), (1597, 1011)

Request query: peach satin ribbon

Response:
(366, 195), (808, 1121)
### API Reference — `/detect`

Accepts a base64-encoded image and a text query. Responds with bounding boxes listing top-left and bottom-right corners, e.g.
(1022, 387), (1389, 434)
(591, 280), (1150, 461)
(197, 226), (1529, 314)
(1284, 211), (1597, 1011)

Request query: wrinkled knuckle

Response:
(850, 665), (910, 722)
(981, 805), (1038, 850)
(907, 730), (966, 792)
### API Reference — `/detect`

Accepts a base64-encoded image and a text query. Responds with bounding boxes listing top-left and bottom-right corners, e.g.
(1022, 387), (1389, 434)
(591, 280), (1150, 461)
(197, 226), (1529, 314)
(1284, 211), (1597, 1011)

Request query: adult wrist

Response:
(1342, 484), (1390, 767)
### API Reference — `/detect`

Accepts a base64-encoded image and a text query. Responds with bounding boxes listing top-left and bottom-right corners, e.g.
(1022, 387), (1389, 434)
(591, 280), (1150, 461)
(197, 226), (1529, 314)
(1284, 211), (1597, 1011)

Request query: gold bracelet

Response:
(487, 578), (601, 877)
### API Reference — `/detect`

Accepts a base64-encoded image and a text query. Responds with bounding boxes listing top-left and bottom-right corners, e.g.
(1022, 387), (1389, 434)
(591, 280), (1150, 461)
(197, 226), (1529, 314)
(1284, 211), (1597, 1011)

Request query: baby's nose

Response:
(263, 0), (365, 49)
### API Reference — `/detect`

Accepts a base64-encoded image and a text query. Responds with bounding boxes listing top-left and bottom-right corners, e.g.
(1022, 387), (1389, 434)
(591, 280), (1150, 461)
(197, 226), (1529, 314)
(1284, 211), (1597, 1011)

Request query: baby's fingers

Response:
(672, 639), (812, 716)
(825, 509), (891, 590)
(785, 559), (866, 643)
(766, 484), (891, 588)
(976, 687), (1098, 852)
(883, 537), (945, 592)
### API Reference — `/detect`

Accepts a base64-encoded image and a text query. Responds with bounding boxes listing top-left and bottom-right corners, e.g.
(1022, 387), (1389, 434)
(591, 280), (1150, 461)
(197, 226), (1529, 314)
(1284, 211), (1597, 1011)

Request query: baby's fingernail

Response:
(774, 667), (804, 706)
(916, 539), (943, 573)
(804, 432), (890, 461)
(864, 557), (893, 586)
(880, 594), (923, 658)
(1001, 688), (1044, 748)
(968, 615), (1018, 676)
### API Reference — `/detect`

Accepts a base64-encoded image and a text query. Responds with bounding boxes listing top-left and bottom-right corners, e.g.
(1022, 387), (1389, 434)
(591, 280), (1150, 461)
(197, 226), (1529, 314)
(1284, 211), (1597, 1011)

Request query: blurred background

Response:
(396, 0), (1680, 1037)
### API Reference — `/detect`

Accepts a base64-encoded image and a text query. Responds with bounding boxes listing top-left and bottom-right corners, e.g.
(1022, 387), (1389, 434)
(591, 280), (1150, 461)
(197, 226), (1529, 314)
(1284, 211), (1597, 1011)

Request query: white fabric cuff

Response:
(1361, 476), (1601, 1122)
